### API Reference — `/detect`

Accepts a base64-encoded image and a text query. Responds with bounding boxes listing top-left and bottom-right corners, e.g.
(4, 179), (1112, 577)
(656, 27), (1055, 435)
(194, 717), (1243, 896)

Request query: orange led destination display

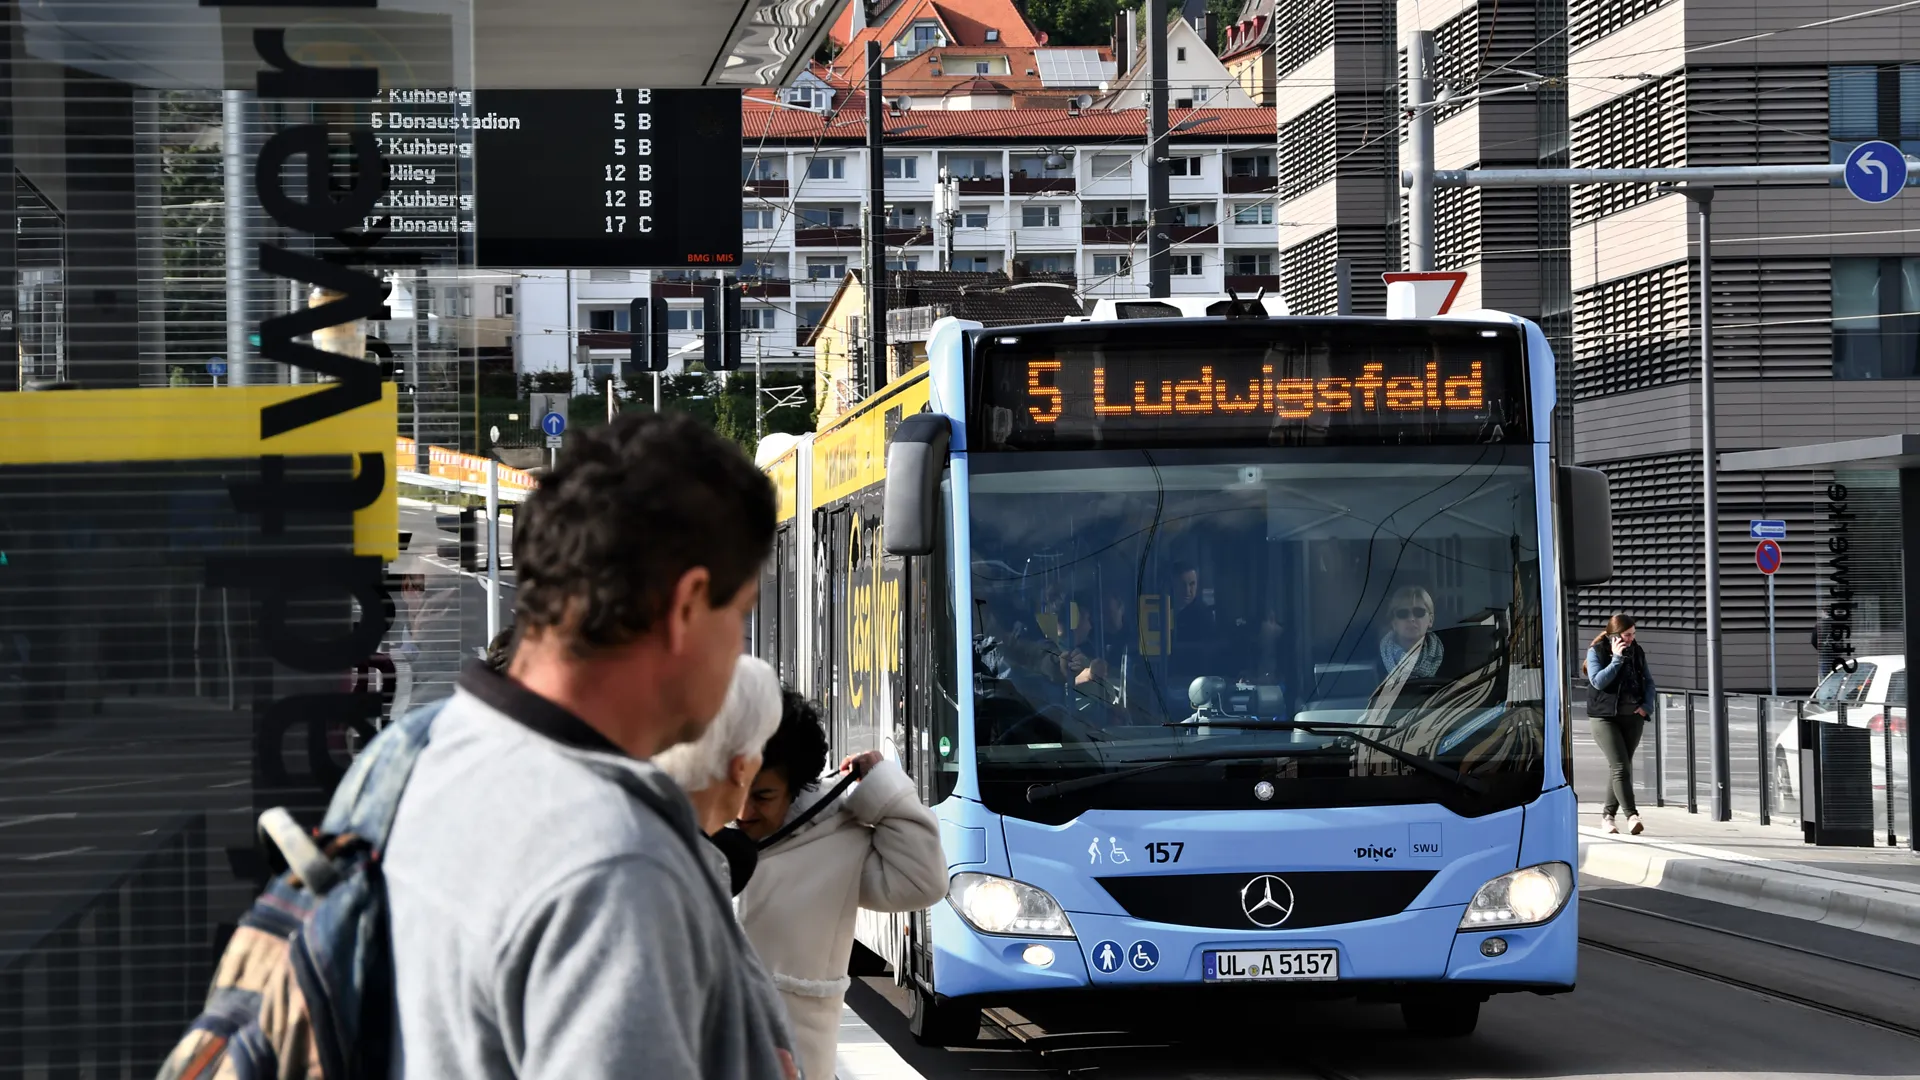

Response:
(1023, 359), (1486, 423)
(973, 321), (1527, 449)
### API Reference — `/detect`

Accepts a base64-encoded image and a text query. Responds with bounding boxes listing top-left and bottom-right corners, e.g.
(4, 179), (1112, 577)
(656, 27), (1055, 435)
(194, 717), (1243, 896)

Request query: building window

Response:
(886, 257), (922, 271)
(494, 285), (514, 318)
(1177, 46), (1187, 61)
(1091, 153), (1132, 181)
(1175, 97), (1194, 108)
(1833, 256), (1920, 379)
(1013, 154), (1071, 177)
(587, 307), (631, 332)
(1172, 254), (1203, 276)
(959, 206), (990, 228)
(666, 307), (705, 331)
(807, 257), (848, 279)
(1017, 254), (1071, 274)
(1021, 204), (1062, 227)
(741, 307), (776, 330)
(1233, 202), (1274, 225)
(742, 156), (782, 180)
(946, 157), (995, 178)
(1232, 253), (1274, 275)
(1093, 254), (1133, 278)
(887, 205), (921, 228)
(1168, 155), (1201, 177)
(1087, 203), (1136, 226)
(806, 156), (846, 180)
(976, 61), (991, 74)
(740, 257), (781, 279)
(1230, 154), (1274, 177)
(1829, 65), (1920, 162)
(743, 208), (777, 230)
(884, 156), (918, 179)
(986, 28), (1000, 41)
(797, 304), (828, 331)
(798, 206), (846, 227)
(954, 256), (991, 271)
(1170, 203), (1212, 226)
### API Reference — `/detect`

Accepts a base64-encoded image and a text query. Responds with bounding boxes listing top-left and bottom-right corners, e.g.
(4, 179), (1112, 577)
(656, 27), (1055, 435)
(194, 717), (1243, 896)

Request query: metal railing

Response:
(1644, 691), (1909, 845)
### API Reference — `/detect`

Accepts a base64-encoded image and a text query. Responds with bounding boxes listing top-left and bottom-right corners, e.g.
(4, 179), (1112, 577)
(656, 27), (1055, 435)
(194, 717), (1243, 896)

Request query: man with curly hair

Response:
(382, 412), (797, 1079)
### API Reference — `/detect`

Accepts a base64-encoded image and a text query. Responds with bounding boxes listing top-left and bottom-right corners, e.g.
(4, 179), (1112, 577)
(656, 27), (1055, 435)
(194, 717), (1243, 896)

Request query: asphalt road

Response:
(848, 885), (1920, 1080)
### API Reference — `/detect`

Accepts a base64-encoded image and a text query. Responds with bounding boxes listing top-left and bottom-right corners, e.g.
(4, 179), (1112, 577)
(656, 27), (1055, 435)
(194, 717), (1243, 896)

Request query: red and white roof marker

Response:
(1382, 271), (1467, 319)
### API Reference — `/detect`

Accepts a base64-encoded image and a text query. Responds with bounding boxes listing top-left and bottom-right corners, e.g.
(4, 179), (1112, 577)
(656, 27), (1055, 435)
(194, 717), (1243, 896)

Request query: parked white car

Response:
(1771, 655), (1908, 806)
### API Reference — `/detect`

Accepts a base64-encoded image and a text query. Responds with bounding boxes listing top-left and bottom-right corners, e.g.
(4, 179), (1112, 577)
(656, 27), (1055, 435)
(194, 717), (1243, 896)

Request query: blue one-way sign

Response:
(1750, 519), (1786, 540)
(1845, 140), (1907, 204)
(540, 411), (567, 437)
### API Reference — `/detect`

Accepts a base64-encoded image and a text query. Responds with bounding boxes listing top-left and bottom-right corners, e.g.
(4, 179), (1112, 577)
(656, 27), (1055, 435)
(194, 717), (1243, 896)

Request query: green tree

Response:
(1026, 0), (1135, 46)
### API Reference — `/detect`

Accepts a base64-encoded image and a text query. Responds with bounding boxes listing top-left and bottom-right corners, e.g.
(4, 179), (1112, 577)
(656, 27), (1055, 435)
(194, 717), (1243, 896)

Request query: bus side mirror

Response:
(884, 413), (952, 557)
(1558, 465), (1613, 586)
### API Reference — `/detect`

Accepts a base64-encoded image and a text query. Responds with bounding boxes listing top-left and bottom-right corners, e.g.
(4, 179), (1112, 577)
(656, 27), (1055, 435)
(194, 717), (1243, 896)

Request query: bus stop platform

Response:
(1578, 803), (1920, 945)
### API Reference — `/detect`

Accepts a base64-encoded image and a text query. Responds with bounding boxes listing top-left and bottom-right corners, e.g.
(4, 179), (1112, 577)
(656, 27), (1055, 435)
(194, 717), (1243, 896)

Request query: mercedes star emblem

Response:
(1241, 874), (1295, 928)
(1253, 780), (1275, 801)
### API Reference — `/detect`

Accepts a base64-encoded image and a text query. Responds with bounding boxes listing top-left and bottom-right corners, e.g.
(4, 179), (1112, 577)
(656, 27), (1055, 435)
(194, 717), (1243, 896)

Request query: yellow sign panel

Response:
(810, 373), (931, 508)
(0, 385), (400, 560)
(765, 449), (800, 523)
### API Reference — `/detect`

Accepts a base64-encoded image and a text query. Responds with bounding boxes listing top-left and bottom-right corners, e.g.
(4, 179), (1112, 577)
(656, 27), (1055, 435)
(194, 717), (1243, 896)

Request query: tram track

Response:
(1577, 895), (1920, 1042)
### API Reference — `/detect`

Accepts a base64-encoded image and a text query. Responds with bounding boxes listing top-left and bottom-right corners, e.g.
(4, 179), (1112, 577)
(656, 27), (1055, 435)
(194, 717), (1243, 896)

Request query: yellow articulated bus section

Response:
(765, 446), (801, 523)
(809, 366), (931, 511)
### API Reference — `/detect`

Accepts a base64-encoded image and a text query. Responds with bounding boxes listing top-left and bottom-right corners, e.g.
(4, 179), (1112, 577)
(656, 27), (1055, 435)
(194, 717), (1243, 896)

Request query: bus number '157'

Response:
(1146, 842), (1185, 864)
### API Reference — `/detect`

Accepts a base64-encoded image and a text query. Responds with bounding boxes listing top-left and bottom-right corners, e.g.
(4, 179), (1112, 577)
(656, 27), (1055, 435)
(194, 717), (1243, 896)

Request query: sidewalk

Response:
(1577, 802), (1920, 945)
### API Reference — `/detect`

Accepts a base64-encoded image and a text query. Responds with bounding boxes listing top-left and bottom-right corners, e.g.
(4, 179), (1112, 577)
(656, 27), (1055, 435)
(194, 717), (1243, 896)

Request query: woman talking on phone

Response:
(1586, 614), (1656, 835)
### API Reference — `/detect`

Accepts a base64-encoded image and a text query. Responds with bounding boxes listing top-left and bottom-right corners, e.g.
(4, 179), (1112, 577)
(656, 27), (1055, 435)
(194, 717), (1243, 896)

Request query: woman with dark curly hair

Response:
(733, 690), (947, 1080)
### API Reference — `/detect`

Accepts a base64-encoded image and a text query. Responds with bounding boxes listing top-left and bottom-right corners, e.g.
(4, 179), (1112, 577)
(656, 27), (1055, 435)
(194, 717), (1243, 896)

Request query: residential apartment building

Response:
(741, 103), (1280, 364)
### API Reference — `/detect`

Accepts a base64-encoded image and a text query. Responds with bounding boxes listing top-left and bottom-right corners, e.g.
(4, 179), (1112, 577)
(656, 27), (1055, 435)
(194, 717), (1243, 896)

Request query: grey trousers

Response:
(1590, 715), (1645, 817)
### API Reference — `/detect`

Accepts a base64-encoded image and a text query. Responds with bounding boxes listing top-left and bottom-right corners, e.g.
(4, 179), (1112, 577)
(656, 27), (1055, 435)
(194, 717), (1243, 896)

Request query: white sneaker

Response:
(1602, 814), (1619, 834)
(1627, 814), (1645, 836)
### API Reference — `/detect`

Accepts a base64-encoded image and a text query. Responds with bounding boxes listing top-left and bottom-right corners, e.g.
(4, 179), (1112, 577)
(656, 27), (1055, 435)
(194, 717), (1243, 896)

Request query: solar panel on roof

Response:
(1033, 49), (1116, 88)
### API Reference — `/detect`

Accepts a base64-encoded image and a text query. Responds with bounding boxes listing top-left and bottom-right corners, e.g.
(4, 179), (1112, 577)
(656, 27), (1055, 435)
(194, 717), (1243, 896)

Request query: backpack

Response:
(157, 698), (446, 1080)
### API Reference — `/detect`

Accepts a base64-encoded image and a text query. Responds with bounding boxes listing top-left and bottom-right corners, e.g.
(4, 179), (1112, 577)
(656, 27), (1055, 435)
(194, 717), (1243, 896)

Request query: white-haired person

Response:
(654, 654), (784, 895)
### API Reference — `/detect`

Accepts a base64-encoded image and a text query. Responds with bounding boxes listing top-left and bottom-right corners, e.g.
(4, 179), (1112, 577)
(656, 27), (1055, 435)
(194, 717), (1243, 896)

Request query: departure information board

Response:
(972, 320), (1530, 449)
(472, 89), (742, 269)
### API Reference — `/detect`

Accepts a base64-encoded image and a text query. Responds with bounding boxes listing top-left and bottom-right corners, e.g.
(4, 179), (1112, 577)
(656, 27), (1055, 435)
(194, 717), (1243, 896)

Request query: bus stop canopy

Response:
(22, 0), (843, 89)
(1721, 433), (1920, 853)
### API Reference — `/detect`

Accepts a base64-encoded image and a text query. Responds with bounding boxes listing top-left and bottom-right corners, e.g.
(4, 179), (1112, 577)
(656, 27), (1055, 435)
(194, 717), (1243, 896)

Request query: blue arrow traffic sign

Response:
(540, 411), (567, 437)
(205, 360), (227, 376)
(1755, 540), (1782, 576)
(1845, 140), (1907, 204)
(1750, 519), (1786, 540)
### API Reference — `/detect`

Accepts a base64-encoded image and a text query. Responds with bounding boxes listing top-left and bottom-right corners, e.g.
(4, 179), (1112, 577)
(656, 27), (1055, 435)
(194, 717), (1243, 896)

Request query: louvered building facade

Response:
(1566, 0), (1920, 693)
(1273, 0), (1570, 413)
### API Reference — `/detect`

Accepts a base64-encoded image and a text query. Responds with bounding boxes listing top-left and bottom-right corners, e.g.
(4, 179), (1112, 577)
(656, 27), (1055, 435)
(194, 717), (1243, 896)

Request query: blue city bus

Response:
(752, 302), (1613, 1042)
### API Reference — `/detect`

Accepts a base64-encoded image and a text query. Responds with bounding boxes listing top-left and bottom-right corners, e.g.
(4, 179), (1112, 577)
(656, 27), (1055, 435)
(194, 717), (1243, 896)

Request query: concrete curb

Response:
(1578, 830), (1920, 947)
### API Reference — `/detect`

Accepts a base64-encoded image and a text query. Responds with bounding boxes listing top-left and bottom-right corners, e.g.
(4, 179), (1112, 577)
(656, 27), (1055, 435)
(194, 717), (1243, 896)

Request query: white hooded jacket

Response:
(734, 759), (946, 1080)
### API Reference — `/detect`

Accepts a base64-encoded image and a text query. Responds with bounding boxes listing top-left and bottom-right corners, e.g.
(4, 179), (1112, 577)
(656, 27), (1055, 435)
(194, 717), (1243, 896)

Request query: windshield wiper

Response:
(1169, 719), (1488, 795)
(1025, 747), (1342, 803)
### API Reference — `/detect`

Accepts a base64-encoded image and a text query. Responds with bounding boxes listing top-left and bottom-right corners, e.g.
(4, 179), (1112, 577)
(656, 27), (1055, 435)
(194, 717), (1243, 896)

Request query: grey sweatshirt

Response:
(384, 668), (794, 1079)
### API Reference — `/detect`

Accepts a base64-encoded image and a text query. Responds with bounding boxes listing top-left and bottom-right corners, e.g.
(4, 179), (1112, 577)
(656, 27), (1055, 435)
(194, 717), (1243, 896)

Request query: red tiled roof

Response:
(741, 103), (1275, 143)
(831, 0), (1041, 57)
(876, 45), (1115, 94)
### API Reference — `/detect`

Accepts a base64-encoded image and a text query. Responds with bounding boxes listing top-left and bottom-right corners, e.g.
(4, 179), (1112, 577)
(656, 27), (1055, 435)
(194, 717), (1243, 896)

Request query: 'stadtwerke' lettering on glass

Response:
(1024, 360), (1487, 424)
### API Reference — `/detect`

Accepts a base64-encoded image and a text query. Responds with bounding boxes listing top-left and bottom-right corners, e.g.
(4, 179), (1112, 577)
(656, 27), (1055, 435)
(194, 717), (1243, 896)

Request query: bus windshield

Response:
(967, 446), (1546, 821)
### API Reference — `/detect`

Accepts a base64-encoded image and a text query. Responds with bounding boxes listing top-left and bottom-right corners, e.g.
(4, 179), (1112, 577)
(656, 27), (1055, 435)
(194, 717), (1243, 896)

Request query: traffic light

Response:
(626, 296), (672, 375)
(721, 280), (742, 371)
(703, 281), (722, 371)
(435, 509), (478, 572)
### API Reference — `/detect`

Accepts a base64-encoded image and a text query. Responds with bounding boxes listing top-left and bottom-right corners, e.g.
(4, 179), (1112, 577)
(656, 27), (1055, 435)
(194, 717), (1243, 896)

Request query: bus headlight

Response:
(950, 873), (1075, 938)
(1460, 862), (1573, 929)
